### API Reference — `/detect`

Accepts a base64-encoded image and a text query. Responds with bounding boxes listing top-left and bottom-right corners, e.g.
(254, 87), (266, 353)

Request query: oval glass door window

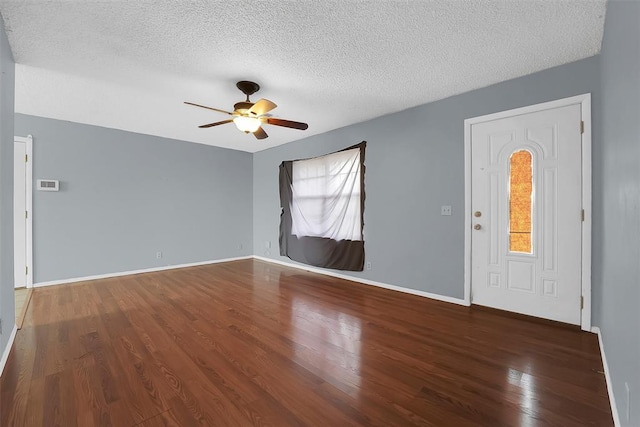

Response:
(509, 150), (533, 253)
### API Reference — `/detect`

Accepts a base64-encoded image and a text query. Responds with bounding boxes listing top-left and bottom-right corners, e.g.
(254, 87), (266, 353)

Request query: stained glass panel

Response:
(509, 150), (533, 253)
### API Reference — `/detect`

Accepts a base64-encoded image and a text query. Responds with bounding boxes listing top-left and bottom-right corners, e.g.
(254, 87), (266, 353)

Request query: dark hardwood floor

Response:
(0, 259), (612, 426)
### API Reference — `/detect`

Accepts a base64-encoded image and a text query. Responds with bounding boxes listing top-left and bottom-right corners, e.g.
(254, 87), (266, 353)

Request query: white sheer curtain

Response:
(290, 147), (362, 241)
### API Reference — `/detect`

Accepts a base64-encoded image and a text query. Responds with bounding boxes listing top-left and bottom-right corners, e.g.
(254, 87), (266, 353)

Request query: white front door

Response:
(13, 140), (27, 288)
(470, 103), (583, 325)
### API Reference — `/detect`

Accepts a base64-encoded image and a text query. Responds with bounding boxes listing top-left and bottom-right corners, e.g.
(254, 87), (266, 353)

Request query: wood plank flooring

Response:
(0, 259), (612, 426)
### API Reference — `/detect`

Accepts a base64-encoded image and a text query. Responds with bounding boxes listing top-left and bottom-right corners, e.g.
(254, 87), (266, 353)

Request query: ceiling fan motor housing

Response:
(234, 101), (254, 113)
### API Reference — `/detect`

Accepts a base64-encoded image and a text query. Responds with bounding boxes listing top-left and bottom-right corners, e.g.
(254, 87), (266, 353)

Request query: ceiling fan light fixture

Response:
(233, 116), (261, 133)
(185, 81), (308, 140)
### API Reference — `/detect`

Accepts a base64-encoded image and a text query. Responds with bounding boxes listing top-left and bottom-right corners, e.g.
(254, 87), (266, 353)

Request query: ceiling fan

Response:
(185, 81), (308, 140)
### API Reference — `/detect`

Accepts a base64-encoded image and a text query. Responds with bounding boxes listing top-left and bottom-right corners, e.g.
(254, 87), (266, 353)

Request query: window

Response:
(291, 147), (361, 241)
(279, 142), (366, 271)
(509, 150), (533, 253)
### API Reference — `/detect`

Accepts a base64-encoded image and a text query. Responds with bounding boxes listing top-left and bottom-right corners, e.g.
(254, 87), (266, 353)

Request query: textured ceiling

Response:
(0, 1), (606, 153)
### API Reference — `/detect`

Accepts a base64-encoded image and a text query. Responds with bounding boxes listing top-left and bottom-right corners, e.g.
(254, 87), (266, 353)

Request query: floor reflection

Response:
(291, 295), (362, 393)
(507, 366), (538, 426)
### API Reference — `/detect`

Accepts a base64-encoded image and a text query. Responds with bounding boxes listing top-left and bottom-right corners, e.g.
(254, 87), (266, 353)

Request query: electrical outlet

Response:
(441, 205), (452, 216)
(366, 261), (372, 270)
(156, 251), (162, 259)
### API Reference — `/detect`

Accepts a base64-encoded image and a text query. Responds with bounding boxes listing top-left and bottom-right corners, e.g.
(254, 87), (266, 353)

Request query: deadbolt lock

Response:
(474, 224), (482, 230)
(474, 211), (482, 217)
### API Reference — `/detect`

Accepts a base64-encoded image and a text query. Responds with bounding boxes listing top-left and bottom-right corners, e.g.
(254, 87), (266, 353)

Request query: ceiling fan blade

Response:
(184, 101), (233, 116)
(198, 119), (233, 128)
(248, 98), (277, 116)
(253, 127), (268, 140)
(266, 117), (308, 130)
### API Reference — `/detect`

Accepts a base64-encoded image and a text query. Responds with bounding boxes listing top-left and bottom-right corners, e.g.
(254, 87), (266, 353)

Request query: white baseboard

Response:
(0, 323), (18, 377)
(591, 326), (621, 427)
(33, 256), (253, 288)
(32, 255), (467, 308)
(252, 255), (468, 306)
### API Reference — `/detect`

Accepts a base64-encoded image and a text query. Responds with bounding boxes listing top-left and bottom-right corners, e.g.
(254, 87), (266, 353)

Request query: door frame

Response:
(14, 135), (33, 288)
(463, 94), (592, 331)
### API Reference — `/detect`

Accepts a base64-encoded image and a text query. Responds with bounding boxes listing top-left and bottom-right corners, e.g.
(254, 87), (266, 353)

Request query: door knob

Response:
(474, 211), (482, 217)
(474, 224), (482, 230)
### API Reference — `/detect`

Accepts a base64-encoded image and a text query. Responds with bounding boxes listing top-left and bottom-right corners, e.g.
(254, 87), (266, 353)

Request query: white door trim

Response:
(464, 94), (592, 331)
(15, 135), (33, 288)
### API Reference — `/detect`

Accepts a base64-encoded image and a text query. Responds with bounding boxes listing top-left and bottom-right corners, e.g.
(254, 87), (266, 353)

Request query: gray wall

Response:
(15, 115), (253, 283)
(596, 1), (640, 424)
(253, 56), (600, 299)
(0, 15), (14, 356)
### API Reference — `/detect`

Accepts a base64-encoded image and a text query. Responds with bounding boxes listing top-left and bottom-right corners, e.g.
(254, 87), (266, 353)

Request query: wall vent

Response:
(37, 179), (59, 191)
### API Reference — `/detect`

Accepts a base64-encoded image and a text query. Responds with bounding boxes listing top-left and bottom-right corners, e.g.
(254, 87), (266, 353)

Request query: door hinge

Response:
(581, 209), (585, 222)
(580, 121), (585, 134)
(25, 266), (28, 275)
(581, 295), (584, 310)
(25, 210), (28, 219)
(25, 154), (28, 162)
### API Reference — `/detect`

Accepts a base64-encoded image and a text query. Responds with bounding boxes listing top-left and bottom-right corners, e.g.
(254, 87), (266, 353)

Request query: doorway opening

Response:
(14, 135), (33, 328)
